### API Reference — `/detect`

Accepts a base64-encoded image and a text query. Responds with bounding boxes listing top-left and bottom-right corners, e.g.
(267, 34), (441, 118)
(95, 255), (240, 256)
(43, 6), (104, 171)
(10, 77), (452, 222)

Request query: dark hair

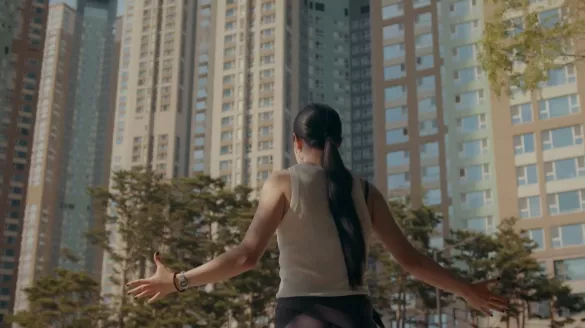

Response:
(293, 103), (366, 288)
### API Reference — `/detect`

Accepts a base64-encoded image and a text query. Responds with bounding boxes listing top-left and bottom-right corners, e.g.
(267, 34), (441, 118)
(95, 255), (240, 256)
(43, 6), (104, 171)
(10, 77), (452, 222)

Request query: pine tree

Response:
(88, 170), (280, 327)
(447, 229), (500, 327)
(9, 269), (109, 327)
(370, 201), (451, 328)
(88, 167), (172, 327)
(449, 217), (585, 328)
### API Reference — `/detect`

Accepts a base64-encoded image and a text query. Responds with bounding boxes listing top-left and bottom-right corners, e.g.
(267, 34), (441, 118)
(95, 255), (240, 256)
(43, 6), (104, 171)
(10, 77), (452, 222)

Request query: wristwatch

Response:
(177, 271), (189, 292)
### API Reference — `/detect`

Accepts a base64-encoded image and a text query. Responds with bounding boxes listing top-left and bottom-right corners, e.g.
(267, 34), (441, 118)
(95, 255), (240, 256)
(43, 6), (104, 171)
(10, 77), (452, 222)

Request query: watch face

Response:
(179, 273), (188, 288)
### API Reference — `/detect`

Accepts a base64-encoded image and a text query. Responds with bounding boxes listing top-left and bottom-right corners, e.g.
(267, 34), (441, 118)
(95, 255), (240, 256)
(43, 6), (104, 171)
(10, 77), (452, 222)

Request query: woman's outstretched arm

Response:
(179, 170), (288, 285)
(366, 183), (507, 315)
(127, 170), (289, 303)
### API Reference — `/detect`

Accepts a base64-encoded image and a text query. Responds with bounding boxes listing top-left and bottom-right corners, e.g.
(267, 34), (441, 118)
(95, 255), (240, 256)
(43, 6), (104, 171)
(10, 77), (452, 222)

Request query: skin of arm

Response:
(366, 182), (473, 297)
(180, 170), (289, 288)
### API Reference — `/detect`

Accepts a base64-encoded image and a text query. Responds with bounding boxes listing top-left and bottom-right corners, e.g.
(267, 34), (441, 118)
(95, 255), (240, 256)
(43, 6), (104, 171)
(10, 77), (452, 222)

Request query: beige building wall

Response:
(0, 1), (48, 324)
(489, 0), (585, 304)
(209, 0), (298, 189)
(188, 0), (215, 175)
(12, 3), (76, 315)
(102, 0), (198, 298)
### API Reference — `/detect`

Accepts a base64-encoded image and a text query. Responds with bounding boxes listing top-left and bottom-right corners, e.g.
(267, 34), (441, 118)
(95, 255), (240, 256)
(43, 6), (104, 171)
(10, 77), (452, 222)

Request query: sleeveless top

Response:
(275, 163), (372, 298)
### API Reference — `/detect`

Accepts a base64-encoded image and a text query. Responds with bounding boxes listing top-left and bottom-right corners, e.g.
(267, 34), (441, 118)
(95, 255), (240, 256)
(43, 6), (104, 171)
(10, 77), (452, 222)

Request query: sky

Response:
(49, 0), (126, 15)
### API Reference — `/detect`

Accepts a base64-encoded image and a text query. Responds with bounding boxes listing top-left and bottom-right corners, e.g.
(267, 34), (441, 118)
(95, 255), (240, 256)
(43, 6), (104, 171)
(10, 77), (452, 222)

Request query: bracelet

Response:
(172, 272), (182, 292)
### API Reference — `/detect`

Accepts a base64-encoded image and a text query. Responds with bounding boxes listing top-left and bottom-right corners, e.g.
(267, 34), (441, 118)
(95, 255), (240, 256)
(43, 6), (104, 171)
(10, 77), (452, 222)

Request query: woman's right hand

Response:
(460, 278), (509, 316)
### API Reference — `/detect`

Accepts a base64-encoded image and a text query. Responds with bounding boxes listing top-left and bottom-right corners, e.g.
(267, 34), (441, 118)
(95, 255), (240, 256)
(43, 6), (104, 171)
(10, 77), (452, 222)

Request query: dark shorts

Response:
(275, 295), (380, 328)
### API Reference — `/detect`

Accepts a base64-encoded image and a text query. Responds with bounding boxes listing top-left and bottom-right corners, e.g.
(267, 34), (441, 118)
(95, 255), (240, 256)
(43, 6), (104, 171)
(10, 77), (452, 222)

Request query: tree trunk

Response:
(117, 246), (131, 328)
(400, 291), (406, 328)
(521, 301), (527, 328)
(549, 301), (555, 328)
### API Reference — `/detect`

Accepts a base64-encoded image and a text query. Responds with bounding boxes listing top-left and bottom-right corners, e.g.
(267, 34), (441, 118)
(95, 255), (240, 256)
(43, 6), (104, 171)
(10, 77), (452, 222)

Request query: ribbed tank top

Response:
(276, 163), (372, 298)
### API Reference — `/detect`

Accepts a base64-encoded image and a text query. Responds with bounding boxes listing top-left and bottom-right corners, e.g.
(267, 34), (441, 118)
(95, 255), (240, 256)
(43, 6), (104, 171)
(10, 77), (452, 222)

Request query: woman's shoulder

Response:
(261, 169), (292, 203)
(263, 169), (291, 191)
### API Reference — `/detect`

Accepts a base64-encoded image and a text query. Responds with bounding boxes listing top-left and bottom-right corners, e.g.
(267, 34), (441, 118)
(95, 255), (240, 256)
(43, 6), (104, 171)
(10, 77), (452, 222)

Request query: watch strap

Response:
(172, 272), (182, 292)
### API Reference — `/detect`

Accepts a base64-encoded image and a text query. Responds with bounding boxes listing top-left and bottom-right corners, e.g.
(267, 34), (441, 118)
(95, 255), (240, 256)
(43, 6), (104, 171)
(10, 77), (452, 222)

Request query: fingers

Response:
(488, 299), (509, 312)
(128, 283), (149, 295)
(483, 277), (501, 287)
(148, 292), (162, 304)
(489, 295), (508, 306)
(154, 251), (162, 266)
(135, 290), (154, 299)
(126, 279), (148, 288)
(479, 306), (492, 317)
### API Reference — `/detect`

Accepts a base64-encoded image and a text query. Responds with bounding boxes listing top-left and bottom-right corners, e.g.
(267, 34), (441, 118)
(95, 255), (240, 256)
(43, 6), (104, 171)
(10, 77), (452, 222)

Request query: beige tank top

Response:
(275, 163), (372, 298)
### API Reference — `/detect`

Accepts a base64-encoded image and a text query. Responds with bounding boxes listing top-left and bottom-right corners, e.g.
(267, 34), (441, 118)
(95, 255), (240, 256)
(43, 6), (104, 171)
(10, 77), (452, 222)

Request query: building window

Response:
(516, 164), (538, 186)
(384, 85), (407, 103)
(386, 128), (408, 145)
(544, 157), (585, 182)
(459, 139), (488, 158)
(466, 216), (495, 234)
(387, 150), (409, 167)
(548, 189), (585, 216)
(511, 103), (532, 125)
(542, 125), (583, 150)
(551, 224), (585, 249)
(421, 165), (440, 183)
(388, 172), (410, 190)
(383, 43), (405, 60)
(424, 189), (442, 206)
(539, 94), (580, 120)
(513, 133), (535, 155)
(554, 257), (585, 281)
(420, 142), (439, 159)
(461, 190), (492, 209)
(385, 106), (407, 123)
(383, 23), (404, 40)
(382, 3), (403, 20)
(460, 164), (490, 183)
(526, 229), (545, 251)
(519, 196), (541, 218)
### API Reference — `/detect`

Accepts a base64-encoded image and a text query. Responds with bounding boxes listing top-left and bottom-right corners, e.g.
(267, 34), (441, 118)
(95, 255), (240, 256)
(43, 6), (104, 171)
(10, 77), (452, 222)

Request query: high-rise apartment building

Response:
(371, 0), (585, 321)
(0, 0), (48, 324)
(189, 0), (215, 175)
(13, 0), (119, 315)
(372, 0), (450, 224)
(102, 0), (377, 296)
(348, 0), (374, 181)
(209, 0), (301, 188)
(0, 2), (18, 108)
(102, 0), (200, 297)
(489, 2), (585, 305)
(58, 0), (118, 277)
(209, 0), (376, 188)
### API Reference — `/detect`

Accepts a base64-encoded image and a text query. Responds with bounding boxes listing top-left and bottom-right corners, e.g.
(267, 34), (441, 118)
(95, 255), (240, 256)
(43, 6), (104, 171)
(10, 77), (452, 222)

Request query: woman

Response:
(127, 103), (508, 327)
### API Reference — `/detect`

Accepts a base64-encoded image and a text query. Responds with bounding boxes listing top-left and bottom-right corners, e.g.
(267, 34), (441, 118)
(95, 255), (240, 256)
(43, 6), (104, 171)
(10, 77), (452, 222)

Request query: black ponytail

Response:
(294, 104), (366, 288)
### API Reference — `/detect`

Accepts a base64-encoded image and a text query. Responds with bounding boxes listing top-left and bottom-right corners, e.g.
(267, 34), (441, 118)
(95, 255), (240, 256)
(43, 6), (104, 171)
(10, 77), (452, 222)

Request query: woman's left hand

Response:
(127, 252), (176, 303)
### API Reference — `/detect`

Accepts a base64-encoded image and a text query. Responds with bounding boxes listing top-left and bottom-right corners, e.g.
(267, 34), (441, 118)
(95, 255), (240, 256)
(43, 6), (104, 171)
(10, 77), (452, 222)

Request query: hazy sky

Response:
(49, 0), (126, 15)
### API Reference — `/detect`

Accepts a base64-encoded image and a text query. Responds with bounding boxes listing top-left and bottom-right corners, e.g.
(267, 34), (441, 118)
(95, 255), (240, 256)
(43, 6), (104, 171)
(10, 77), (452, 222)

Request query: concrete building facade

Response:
(370, 0), (585, 324)
(13, 0), (119, 315)
(101, 0), (199, 298)
(0, 0), (48, 324)
(490, 0), (585, 312)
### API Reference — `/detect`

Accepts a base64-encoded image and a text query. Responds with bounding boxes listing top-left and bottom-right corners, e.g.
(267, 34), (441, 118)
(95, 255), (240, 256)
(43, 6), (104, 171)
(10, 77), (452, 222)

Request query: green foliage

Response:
(86, 168), (279, 328)
(448, 217), (585, 328)
(15, 168), (585, 328)
(9, 269), (109, 328)
(372, 204), (585, 328)
(479, 0), (585, 94)
(369, 201), (451, 327)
